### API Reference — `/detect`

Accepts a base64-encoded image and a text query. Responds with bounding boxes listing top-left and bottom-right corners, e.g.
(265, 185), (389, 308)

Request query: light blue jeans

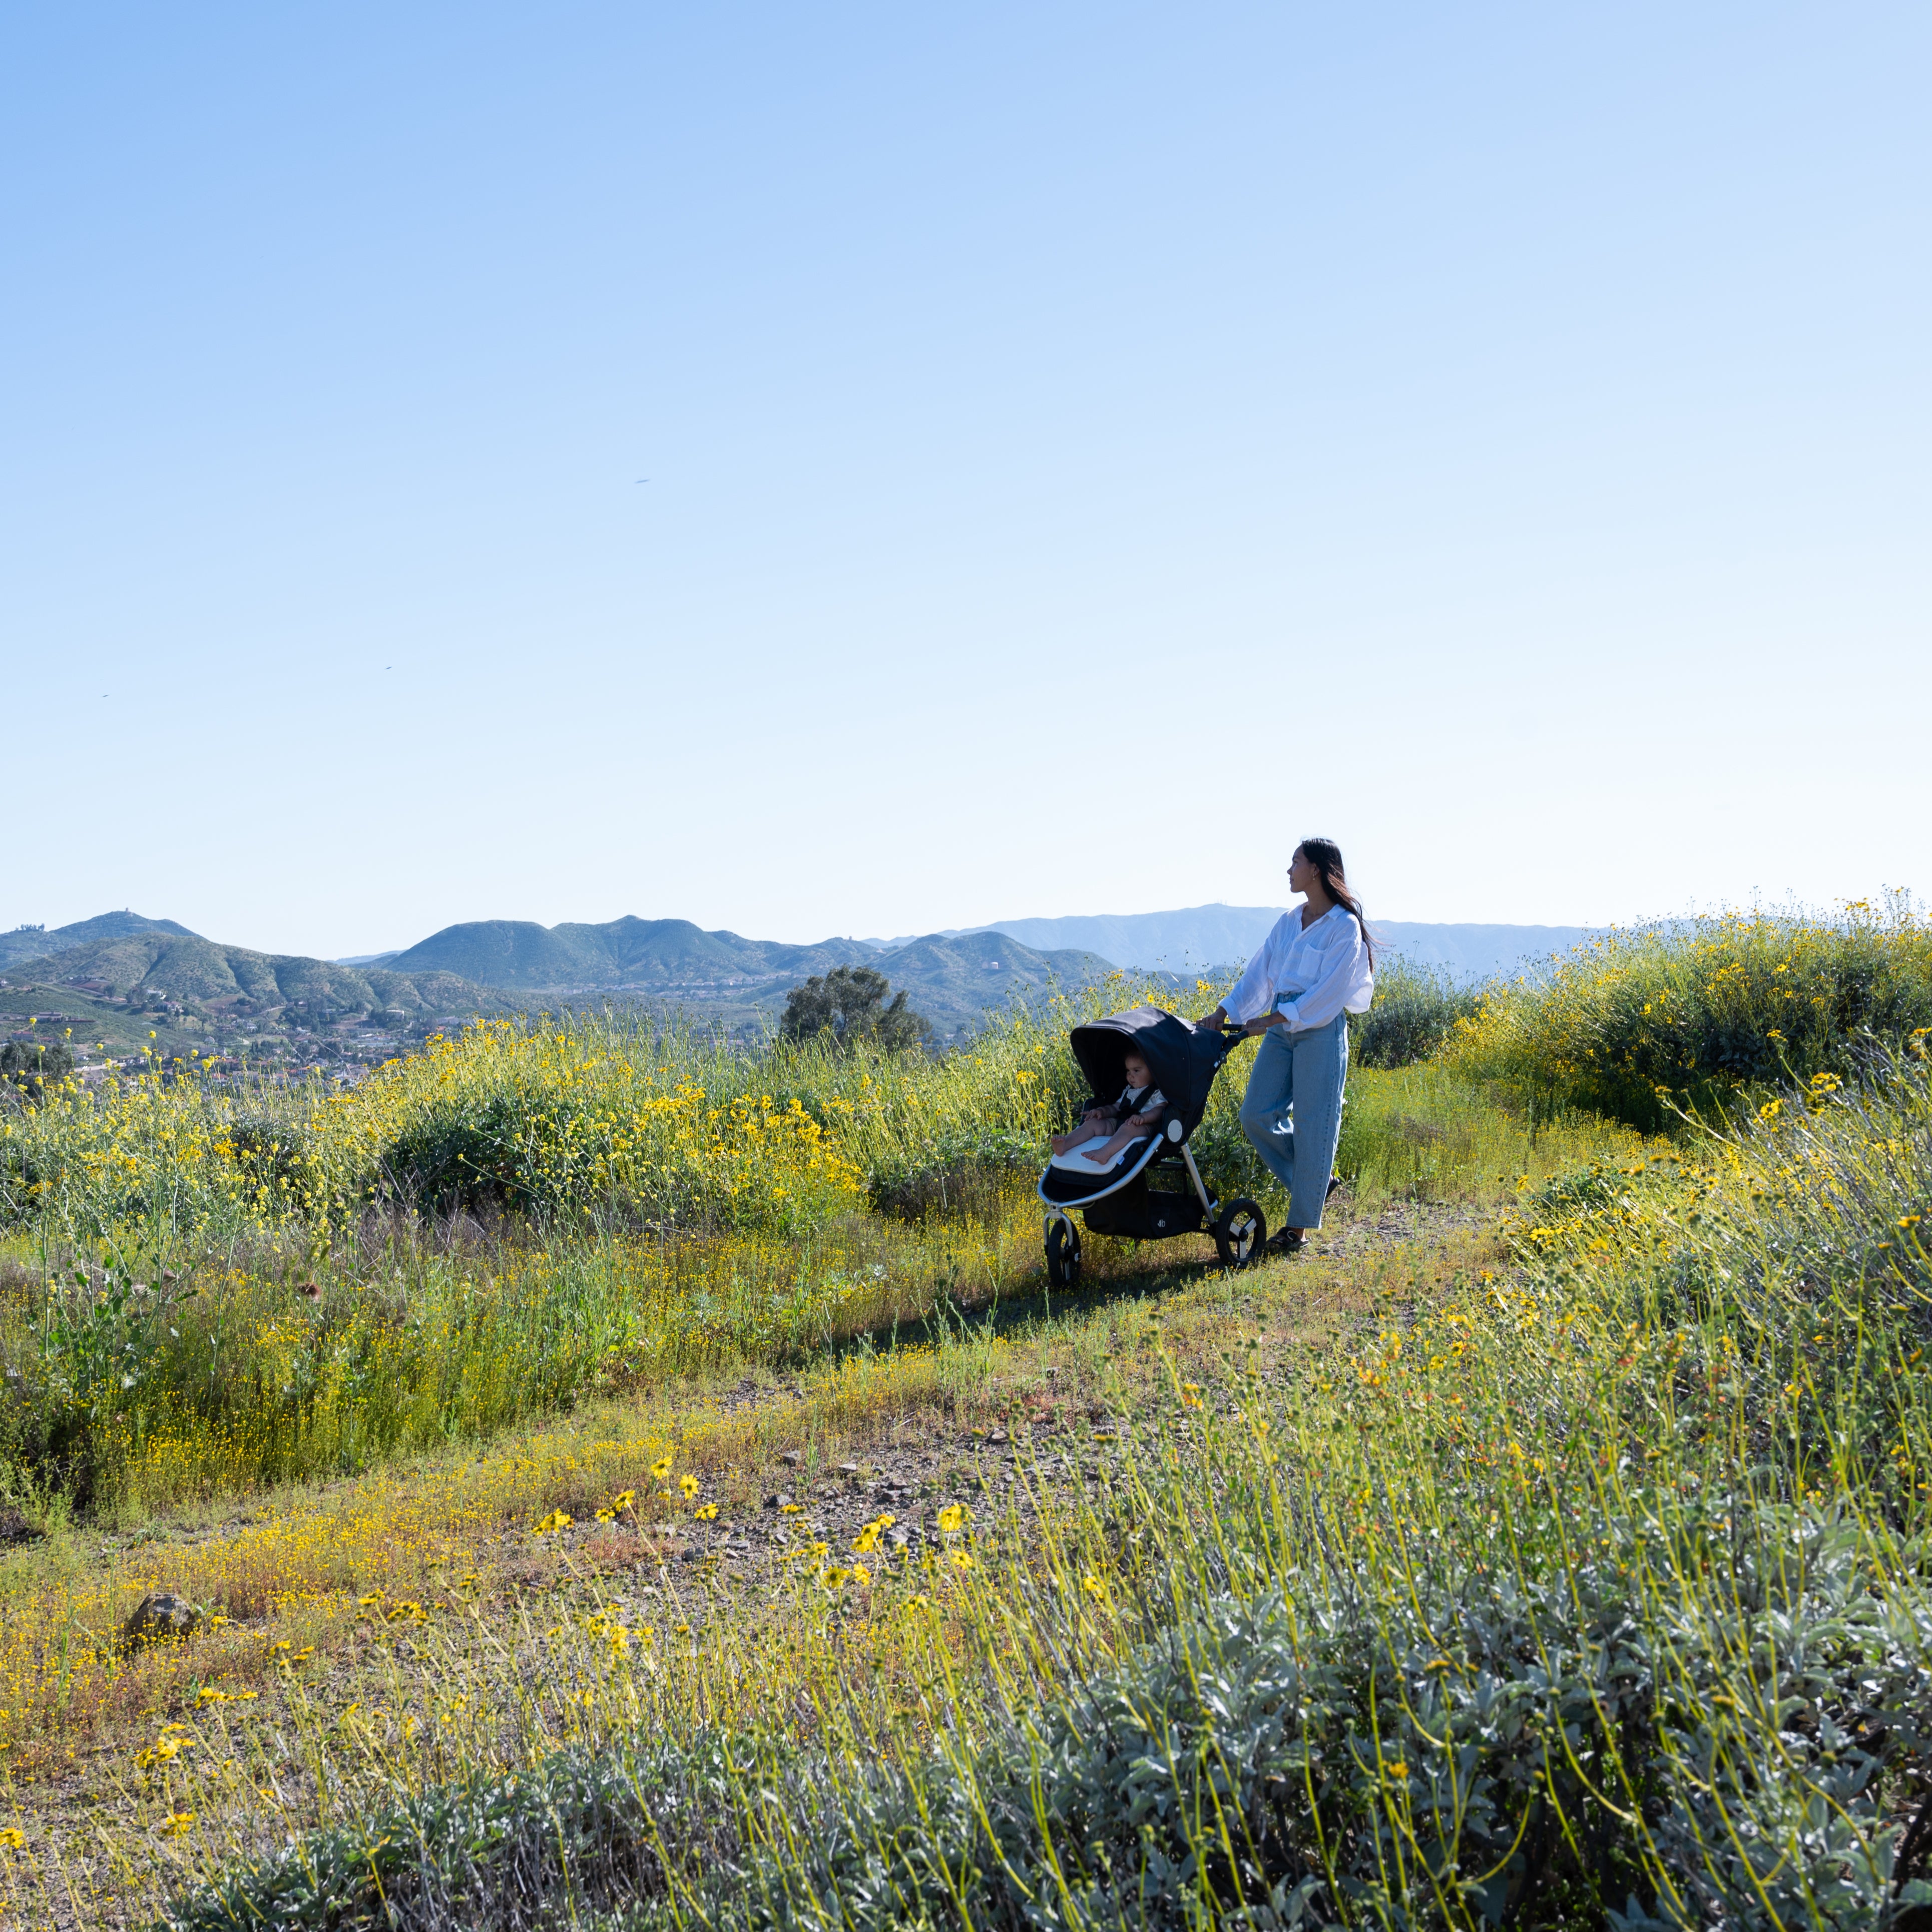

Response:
(1237, 1015), (1347, 1229)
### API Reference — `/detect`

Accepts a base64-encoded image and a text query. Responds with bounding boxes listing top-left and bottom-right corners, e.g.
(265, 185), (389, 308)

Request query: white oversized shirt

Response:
(1222, 904), (1374, 1033)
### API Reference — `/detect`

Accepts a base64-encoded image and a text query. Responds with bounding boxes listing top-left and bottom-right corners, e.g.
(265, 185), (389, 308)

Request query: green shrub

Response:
(157, 1736), (725, 1931)
(779, 964), (932, 1053)
(1351, 956), (1484, 1068)
(1444, 896), (1932, 1131)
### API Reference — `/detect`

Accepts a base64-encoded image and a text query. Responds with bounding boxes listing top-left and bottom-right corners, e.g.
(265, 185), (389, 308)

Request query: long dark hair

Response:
(1298, 837), (1374, 968)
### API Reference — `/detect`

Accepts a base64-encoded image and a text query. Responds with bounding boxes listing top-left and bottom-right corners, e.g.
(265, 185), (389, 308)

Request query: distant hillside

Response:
(377, 914), (1115, 1035)
(936, 905), (1593, 983)
(947, 904), (1285, 971)
(871, 931), (1113, 1033)
(5, 932), (496, 1018)
(1375, 922), (1592, 983)
(0, 909), (198, 971)
(387, 916), (875, 991)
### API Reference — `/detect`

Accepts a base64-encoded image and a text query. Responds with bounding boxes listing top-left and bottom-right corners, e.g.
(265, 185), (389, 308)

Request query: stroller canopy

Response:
(1068, 1006), (1226, 1138)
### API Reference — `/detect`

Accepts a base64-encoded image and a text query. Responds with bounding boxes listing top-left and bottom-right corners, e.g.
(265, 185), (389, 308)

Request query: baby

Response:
(1050, 1050), (1167, 1171)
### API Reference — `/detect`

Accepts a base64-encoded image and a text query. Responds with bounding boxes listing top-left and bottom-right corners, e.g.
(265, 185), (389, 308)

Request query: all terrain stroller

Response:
(1037, 1005), (1262, 1287)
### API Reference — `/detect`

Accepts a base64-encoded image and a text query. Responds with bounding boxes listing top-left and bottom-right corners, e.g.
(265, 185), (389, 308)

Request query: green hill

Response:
(382, 914), (1114, 1036)
(1, 916), (1120, 1061)
(387, 916), (875, 990)
(868, 931), (1114, 1035)
(0, 910), (197, 972)
(2, 932), (505, 1071)
(5, 932), (487, 1016)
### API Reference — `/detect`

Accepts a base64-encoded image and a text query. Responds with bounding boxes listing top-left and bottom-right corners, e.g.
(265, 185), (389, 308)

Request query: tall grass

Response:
(0, 1193), (1062, 1515)
(90, 1041), (1932, 1929)
(0, 964), (1657, 1522)
(0, 1013), (1068, 1243)
(1446, 894), (1932, 1131)
(1, 1077), (1631, 1527)
(0, 984), (1127, 1514)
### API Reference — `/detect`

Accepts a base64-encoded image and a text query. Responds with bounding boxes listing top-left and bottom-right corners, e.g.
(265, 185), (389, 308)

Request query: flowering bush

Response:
(1445, 895), (1932, 1130)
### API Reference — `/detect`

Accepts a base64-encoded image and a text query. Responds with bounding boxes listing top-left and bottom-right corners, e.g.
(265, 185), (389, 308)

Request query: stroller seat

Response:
(1049, 1133), (1152, 1176)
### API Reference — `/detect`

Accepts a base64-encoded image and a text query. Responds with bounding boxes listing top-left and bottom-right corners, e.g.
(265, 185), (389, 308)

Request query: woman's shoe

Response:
(1265, 1227), (1305, 1256)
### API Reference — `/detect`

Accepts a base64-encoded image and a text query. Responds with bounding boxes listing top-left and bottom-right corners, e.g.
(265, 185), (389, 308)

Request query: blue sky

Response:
(4, 4), (1926, 957)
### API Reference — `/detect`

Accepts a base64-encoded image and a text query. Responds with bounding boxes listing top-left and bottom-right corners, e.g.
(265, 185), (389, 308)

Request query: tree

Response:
(779, 967), (931, 1053)
(1, 1038), (75, 1098)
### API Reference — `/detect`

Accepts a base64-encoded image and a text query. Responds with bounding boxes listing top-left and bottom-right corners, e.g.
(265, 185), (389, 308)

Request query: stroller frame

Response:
(1036, 1006), (1264, 1286)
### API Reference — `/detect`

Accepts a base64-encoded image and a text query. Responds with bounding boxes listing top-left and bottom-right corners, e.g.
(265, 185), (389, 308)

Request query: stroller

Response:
(1037, 1005), (1263, 1287)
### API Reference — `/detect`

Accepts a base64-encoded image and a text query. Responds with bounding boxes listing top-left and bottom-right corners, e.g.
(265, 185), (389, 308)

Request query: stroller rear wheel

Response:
(1213, 1198), (1265, 1270)
(1044, 1213), (1082, 1288)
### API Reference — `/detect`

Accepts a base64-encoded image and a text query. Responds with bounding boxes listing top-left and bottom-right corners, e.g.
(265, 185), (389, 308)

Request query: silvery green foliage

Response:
(161, 1502), (1932, 1930)
(757, 1524), (1930, 1930)
(157, 1736), (737, 1931)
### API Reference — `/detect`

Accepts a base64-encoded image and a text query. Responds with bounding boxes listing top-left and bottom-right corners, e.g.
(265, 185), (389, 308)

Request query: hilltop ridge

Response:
(387, 914), (1112, 1035)
(386, 916), (875, 991)
(0, 909), (197, 972)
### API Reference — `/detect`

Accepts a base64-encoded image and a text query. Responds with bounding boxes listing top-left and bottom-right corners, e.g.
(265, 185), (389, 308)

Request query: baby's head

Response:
(1122, 1051), (1152, 1090)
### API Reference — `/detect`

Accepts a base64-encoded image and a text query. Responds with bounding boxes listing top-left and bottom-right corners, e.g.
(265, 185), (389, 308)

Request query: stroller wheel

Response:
(1045, 1213), (1082, 1289)
(1213, 1198), (1265, 1271)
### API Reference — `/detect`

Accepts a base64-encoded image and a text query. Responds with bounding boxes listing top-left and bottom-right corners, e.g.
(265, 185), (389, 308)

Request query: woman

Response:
(1195, 838), (1374, 1254)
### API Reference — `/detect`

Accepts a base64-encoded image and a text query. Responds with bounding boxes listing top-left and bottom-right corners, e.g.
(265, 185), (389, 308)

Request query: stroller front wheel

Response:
(1045, 1213), (1082, 1289)
(1213, 1198), (1265, 1270)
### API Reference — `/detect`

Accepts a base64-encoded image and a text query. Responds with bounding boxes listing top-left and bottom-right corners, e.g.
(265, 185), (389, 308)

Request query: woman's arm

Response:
(1208, 915), (1291, 1031)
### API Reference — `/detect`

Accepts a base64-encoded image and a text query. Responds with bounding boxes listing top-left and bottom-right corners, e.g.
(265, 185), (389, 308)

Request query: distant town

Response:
(0, 968), (468, 1087)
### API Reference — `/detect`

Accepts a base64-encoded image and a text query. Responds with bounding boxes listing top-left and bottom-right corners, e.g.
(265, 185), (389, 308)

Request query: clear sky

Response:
(4, 4), (1926, 958)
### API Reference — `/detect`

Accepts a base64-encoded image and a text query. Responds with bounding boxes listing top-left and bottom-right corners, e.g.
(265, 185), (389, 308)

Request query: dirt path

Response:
(512, 1195), (1505, 1615)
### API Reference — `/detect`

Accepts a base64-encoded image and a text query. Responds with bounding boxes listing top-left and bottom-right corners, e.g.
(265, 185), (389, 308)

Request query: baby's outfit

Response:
(1049, 1082), (1167, 1175)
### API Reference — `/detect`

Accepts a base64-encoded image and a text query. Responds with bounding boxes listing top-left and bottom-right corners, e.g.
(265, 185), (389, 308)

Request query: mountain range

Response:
(861, 906), (1591, 983)
(0, 919), (503, 1070)
(3, 904), (1604, 1068)
(3, 930), (488, 1017)
(0, 914), (1114, 1053)
(379, 916), (1110, 1035)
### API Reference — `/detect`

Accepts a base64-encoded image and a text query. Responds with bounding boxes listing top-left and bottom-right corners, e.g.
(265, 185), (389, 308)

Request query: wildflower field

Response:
(3, 908), (1931, 1929)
